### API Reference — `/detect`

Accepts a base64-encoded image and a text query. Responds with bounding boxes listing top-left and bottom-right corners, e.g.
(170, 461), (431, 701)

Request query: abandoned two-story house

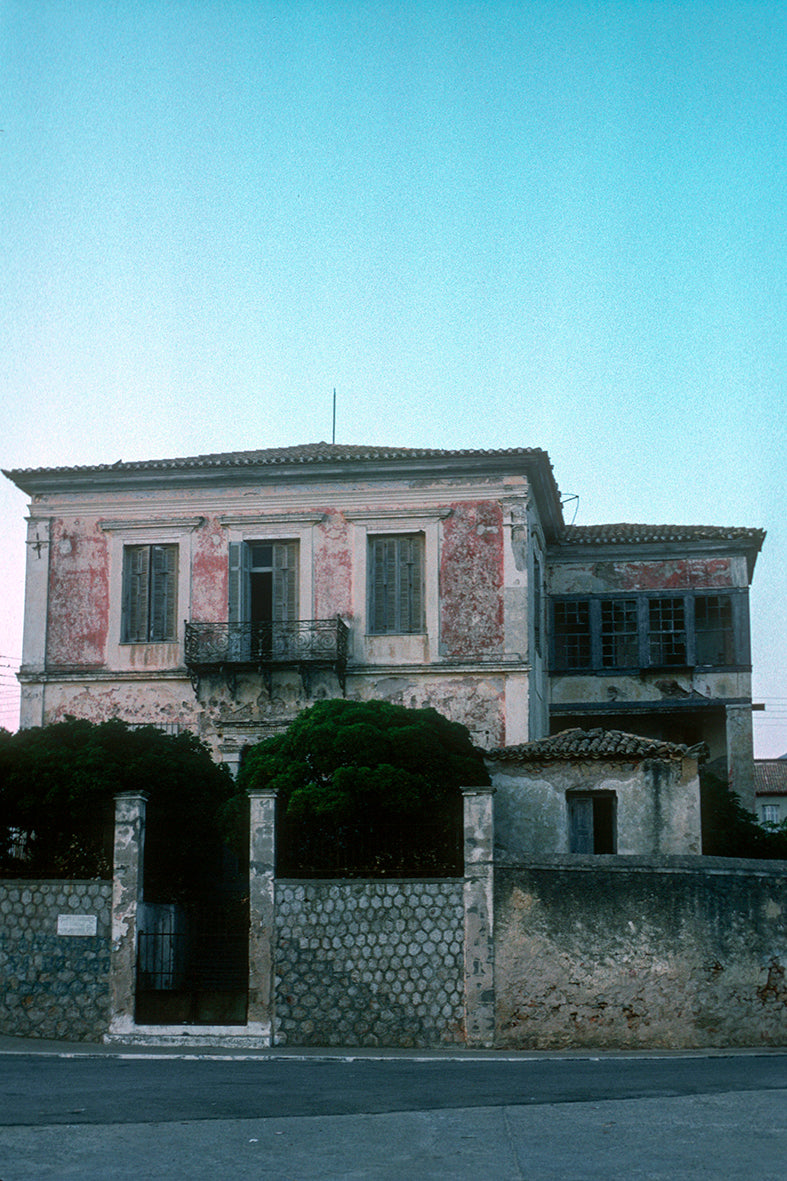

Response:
(4, 443), (764, 806)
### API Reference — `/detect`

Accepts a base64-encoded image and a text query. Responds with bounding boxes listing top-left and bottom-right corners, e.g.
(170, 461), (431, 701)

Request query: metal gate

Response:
(135, 900), (248, 1025)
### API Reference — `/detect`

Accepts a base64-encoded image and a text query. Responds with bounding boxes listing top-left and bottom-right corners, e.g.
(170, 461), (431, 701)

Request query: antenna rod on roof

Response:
(332, 388), (336, 444)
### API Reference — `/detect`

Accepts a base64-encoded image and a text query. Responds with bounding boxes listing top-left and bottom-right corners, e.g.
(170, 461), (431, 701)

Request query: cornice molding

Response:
(99, 517), (204, 533)
(218, 512), (326, 527)
(344, 507), (453, 523)
(23, 482), (532, 522)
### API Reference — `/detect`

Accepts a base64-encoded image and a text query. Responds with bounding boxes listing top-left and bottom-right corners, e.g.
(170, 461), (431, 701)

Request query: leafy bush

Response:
(701, 769), (787, 859)
(0, 718), (239, 898)
(239, 699), (489, 876)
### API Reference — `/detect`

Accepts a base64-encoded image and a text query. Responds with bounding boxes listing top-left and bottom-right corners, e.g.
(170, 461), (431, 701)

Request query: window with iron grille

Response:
(368, 534), (424, 634)
(648, 597), (686, 666)
(601, 598), (638, 668)
(695, 594), (734, 665)
(552, 600), (591, 669)
(122, 544), (178, 642)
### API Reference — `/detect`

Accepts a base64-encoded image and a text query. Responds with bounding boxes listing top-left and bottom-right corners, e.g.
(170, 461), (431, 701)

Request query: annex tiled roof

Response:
(4, 441), (553, 480)
(559, 523), (765, 546)
(754, 760), (787, 797)
(486, 727), (706, 763)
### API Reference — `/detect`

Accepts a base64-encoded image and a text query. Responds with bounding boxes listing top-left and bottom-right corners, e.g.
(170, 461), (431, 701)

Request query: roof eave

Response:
(3, 449), (566, 536)
(548, 533), (766, 581)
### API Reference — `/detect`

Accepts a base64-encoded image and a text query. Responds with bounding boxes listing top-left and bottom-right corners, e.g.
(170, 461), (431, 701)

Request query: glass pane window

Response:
(648, 597), (686, 666)
(695, 595), (734, 665)
(601, 599), (638, 668)
(553, 601), (591, 669)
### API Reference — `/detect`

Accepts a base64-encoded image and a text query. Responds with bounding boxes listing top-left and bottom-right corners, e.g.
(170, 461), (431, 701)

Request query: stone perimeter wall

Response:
(275, 879), (465, 1047)
(496, 857), (787, 1049)
(0, 880), (112, 1041)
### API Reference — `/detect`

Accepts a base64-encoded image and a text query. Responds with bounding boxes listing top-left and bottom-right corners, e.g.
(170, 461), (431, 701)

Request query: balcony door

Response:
(229, 540), (298, 659)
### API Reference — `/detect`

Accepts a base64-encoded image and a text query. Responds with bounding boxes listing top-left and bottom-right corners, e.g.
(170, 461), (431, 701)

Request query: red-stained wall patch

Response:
(314, 512), (353, 620)
(192, 517), (229, 621)
(440, 502), (504, 657)
(595, 558), (734, 591)
(47, 519), (109, 666)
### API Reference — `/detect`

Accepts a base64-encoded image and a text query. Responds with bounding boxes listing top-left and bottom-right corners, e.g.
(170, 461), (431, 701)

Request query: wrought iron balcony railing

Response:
(184, 618), (349, 694)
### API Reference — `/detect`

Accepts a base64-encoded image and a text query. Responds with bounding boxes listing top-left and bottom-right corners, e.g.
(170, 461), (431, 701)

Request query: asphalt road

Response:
(1, 1051), (786, 1125)
(1, 1050), (785, 1179)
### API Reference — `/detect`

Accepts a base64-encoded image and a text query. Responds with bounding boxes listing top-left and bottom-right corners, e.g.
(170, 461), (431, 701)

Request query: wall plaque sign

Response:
(57, 914), (97, 937)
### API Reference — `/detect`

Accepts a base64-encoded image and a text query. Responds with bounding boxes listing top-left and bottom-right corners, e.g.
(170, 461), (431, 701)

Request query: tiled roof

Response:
(559, 523), (765, 546)
(4, 441), (552, 480)
(486, 727), (706, 763)
(754, 760), (787, 797)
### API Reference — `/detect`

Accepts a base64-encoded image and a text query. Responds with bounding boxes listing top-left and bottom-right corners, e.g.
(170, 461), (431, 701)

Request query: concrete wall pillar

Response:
(462, 786), (495, 1047)
(247, 788), (278, 1043)
(726, 703), (755, 814)
(108, 791), (148, 1036)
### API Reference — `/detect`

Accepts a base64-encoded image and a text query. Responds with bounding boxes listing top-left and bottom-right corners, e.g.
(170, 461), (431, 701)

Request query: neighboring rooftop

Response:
(754, 760), (787, 797)
(487, 727), (707, 763)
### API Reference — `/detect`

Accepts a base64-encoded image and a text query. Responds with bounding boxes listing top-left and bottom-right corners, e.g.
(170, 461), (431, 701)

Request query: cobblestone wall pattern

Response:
(0, 880), (112, 1041)
(275, 880), (464, 1047)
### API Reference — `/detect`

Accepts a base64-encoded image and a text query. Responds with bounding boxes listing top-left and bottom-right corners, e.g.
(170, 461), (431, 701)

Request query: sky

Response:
(0, 0), (785, 753)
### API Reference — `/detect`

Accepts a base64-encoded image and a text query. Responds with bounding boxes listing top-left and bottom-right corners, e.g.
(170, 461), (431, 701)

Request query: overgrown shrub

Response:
(0, 718), (239, 898)
(239, 699), (489, 876)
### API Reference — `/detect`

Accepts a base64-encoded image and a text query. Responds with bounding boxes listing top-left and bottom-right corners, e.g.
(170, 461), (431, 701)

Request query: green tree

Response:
(701, 769), (787, 859)
(239, 699), (489, 876)
(0, 718), (239, 897)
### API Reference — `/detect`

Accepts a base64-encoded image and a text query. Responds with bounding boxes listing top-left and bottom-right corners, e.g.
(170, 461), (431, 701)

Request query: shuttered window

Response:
(369, 534), (424, 635)
(122, 544), (178, 642)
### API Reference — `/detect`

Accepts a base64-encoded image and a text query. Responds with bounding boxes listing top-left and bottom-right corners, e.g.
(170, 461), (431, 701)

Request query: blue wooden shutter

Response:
(568, 797), (594, 853)
(403, 535), (423, 633)
(122, 546), (149, 642)
(150, 545), (177, 641)
(273, 541), (298, 622)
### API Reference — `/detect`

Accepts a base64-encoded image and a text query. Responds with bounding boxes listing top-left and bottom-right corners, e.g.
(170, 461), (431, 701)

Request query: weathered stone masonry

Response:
(495, 857), (787, 1049)
(0, 880), (112, 1041)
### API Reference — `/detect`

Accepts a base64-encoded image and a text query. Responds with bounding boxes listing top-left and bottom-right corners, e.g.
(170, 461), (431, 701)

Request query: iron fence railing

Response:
(275, 803), (464, 879)
(184, 618), (349, 673)
(137, 931), (248, 993)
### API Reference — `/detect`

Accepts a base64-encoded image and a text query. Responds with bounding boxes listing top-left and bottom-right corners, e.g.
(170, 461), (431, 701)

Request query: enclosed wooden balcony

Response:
(184, 618), (349, 695)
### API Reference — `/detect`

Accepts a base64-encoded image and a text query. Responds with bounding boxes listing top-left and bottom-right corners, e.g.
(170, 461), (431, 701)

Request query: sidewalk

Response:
(1, 1031), (784, 1059)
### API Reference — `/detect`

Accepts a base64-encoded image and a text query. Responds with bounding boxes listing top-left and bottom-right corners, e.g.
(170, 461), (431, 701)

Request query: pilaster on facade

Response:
(462, 785), (496, 1047)
(247, 788), (278, 1044)
(726, 703), (755, 813)
(107, 791), (148, 1037)
(21, 516), (50, 672)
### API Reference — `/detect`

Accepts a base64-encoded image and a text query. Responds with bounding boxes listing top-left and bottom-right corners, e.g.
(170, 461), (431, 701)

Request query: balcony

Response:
(184, 618), (349, 695)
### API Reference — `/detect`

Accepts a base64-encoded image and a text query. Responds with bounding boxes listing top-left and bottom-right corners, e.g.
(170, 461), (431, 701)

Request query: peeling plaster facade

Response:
(5, 446), (763, 790)
(6, 445), (561, 768)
